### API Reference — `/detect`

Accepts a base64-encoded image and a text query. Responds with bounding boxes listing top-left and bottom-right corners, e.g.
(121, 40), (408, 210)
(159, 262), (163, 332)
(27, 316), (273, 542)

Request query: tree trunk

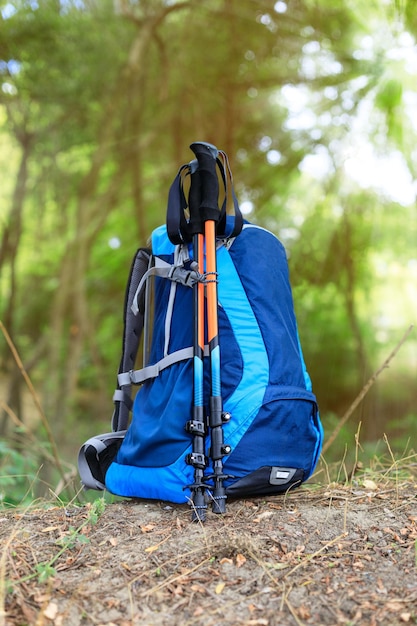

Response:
(0, 133), (32, 429)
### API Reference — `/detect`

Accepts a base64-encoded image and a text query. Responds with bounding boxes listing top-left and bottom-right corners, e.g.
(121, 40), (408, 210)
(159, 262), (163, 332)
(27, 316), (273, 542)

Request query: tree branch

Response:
(322, 324), (414, 454)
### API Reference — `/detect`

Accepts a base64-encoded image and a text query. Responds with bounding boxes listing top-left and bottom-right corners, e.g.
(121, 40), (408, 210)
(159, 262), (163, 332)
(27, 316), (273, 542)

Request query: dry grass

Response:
(1, 456), (416, 625)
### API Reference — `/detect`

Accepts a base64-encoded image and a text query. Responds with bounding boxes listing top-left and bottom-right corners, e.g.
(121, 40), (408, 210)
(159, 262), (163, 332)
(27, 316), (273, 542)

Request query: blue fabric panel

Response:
(224, 387), (321, 483)
(216, 305), (243, 402)
(296, 329), (313, 392)
(217, 226), (322, 482)
(152, 225), (176, 255)
(115, 361), (193, 467)
(147, 279), (193, 361)
(215, 244), (269, 454)
(105, 451), (194, 503)
(229, 225), (306, 388)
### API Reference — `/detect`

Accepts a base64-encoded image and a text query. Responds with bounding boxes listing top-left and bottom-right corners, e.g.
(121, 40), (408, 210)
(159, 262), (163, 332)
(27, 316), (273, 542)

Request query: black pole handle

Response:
(189, 142), (220, 227)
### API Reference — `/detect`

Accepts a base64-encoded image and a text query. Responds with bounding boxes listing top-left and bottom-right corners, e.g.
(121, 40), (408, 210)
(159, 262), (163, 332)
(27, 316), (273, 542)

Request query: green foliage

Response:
(0, 438), (41, 507)
(35, 562), (57, 584)
(33, 498), (105, 583)
(87, 496), (106, 524)
(386, 413), (417, 453)
(55, 526), (90, 550)
(375, 78), (403, 111)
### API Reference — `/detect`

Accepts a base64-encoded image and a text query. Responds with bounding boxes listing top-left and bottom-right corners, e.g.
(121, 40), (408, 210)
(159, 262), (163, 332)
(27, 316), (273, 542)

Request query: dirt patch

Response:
(1, 481), (417, 626)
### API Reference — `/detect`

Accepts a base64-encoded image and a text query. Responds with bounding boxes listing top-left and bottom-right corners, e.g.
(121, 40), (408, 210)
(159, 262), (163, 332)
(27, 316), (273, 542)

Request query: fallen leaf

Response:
(109, 537), (118, 546)
(193, 607), (204, 617)
(297, 605), (311, 620)
(254, 511), (274, 522)
(215, 581), (226, 594)
(43, 601), (58, 620)
(401, 613), (411, 622)
(140, 524), (155, 533)
(376, 579), (387, 594)
(386, 601), (403, 611)
(120, 563), (131, 571)
(375, 492), (389, 499)
(363, 479), (378, 490)
(34, 593), (51, 603)
(236, 553), (247, 568)
(105, 599), (121, 609)
(144, 545), (159, 553)
(41, 526), (60, 532)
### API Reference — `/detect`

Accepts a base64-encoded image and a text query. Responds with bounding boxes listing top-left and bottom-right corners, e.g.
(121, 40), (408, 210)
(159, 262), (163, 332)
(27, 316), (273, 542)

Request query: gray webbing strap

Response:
(164, 281), (176, 357)
(118, 346), (193, 386)
(131, 257), (200, 316)
(117, 345), (210, 387)
(112, 389), (133, 410)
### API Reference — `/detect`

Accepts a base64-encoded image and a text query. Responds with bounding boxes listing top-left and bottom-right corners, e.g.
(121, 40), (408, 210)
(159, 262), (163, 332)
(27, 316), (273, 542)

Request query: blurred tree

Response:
(0, 0), (415, 455)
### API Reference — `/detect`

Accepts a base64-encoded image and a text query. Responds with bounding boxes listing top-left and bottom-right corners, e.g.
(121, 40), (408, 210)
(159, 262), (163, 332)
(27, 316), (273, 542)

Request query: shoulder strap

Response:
(78, 245), (156, 490)
(217, 150), (243, 240)
(166, 163), (192, 244)
(111, 247), (152, 432)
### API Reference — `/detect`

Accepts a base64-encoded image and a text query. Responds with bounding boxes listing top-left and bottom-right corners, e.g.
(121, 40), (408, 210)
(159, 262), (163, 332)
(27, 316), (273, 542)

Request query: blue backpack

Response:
(78, 145), (323, 513)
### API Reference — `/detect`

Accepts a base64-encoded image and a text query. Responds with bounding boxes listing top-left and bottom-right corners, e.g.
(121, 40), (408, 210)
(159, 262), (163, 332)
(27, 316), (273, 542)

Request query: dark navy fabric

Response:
(105, 223), (323, 502)
(229, 226), (306, 387)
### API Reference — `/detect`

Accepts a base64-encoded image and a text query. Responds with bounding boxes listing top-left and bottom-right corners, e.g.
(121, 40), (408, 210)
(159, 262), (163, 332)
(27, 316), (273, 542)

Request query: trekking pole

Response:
(190, 142), (231, 515)
(185, 163), (209, 522)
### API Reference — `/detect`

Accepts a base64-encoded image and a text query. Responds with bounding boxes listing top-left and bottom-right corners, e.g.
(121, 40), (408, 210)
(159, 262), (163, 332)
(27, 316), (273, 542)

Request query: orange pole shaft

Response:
(197, 233), (205, 352)
(205, 220), (218, 344)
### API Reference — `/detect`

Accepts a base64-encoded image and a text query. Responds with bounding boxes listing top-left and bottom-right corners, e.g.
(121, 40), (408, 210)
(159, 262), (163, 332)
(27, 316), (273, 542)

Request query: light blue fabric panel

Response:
(215, 245), (269, 453)
(105, 453), (194, 503)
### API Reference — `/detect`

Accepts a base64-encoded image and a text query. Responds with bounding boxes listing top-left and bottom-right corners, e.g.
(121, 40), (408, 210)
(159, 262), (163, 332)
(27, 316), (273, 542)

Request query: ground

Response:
(1, 478), (416, 626)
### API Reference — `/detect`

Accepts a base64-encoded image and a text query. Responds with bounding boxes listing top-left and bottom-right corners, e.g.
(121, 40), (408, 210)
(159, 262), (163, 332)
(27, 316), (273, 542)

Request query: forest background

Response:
(0, 0), (416, 505)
